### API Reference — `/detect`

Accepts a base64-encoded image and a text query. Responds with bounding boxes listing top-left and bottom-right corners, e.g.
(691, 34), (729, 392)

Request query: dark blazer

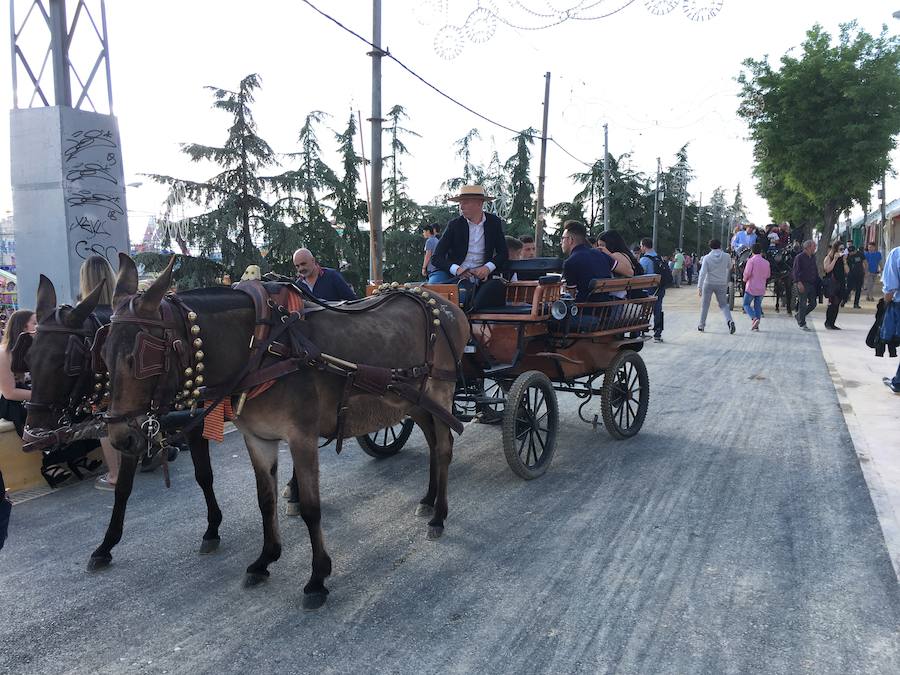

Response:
(432, 212), (509, 273)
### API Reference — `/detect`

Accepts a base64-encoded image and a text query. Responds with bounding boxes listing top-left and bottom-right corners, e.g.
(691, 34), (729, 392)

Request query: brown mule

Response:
(102, 255), (468, 609)
(23, 275), (224, 570)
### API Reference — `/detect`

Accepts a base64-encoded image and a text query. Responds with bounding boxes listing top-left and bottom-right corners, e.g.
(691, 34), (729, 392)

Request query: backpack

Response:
(644, 254), (674, 288)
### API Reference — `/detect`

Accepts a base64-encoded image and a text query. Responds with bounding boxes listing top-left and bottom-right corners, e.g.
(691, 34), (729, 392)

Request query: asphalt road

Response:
(1, 290), (898, 674)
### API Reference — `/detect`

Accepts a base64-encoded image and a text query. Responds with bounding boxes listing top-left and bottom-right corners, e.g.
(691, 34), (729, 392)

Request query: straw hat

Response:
(448, 185), (494, 202)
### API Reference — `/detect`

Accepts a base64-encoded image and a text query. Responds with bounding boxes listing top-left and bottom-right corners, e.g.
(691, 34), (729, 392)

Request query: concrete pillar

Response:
(10, 106), (129, 308)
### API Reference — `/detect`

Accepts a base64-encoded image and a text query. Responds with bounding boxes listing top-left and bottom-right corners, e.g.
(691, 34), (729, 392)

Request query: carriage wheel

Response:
(600, 350), (650, 440)
(356, 418), (415, 458)
(476, 378), (507, 423)
(502, 371), (559, 480)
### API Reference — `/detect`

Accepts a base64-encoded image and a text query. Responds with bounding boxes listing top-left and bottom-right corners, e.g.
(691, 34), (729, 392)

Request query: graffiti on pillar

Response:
(63, 127), (125, 263)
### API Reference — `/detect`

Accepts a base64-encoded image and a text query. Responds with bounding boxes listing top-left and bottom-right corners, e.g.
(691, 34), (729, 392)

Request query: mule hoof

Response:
(426, 525), (444, 540)
(199, 538), (220, 555)
(302, 590), (329, 610)
(87, 555), (112, 572)
(244, 571), (270, 587)
(415, 503), (434, 517)
(285, 501), (301, 517)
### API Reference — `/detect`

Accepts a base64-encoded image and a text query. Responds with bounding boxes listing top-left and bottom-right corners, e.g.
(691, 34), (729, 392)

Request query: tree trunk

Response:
(816, 200), (839, 273)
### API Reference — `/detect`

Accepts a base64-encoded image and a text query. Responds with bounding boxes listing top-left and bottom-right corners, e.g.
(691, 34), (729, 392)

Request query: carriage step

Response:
(483, 363), (515, 375)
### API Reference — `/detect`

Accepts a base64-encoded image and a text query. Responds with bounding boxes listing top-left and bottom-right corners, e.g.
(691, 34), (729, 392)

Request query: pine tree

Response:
(147, 73), (276, 275)
(442, 128), (484, 195)
(505, 128), (537, 237)
(332, 111), (370, 289)
(383, 104), (421, 232)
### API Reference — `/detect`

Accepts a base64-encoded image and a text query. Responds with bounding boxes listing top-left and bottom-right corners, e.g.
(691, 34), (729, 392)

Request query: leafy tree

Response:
(147, 73), (275, 275)
(505, 128), (537, 237)
(331, 111), (370, 289)
(383, 104), (422, 232)
(133, 252), (227, 291)
(738, 22), (900, 265)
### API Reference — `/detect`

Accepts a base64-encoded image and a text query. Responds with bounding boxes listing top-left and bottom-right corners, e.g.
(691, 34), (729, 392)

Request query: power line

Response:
(299, 0), (593, 165)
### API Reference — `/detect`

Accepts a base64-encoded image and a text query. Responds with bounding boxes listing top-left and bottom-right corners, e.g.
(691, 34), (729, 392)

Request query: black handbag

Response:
(822, 273), (839, 298)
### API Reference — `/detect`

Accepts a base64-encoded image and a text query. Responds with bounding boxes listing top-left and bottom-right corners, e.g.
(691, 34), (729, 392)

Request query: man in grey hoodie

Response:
(697, 238), (736, 333)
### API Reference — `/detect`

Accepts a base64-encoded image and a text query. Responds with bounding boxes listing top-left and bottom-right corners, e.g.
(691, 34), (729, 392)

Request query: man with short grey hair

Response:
(792, 239), (818, 330)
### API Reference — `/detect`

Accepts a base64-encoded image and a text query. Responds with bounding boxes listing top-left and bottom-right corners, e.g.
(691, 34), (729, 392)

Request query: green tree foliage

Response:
(505, 128), (537, 237)
(383, 105), (422, 232)
(738, 22), (900, 264)
(147, 73), (275, 275)
(133, 253), (227, 291)
(443, 128), (484, 195)
(332, 112), (370, 289)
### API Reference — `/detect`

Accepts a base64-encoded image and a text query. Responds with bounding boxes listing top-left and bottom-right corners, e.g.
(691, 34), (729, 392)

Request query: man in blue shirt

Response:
(732, 223), (758, 251)
(863, 242), (883, 302)
(881, 246), (900, 393)
(293, 248), (357, 301)
(639, 237), (665, 342)
(561, 221), (617, 302)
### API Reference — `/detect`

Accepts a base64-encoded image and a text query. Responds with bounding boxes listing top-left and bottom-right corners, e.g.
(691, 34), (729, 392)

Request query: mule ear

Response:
(36, 274), (58, 323)
(137, 255), (176, 314)
(67, 280), (105, 327)
(113, 252), (139, 308)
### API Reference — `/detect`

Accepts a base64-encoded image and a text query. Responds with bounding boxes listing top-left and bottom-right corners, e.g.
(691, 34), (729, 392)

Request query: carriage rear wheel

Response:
(502, 371), (559, 480)
(600, 350), (650, 440)
(356, 418), (415, 458)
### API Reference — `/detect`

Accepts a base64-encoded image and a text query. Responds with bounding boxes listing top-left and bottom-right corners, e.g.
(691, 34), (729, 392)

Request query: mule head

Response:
(104, 254), (180, 456)
(23, 277), (105, 438)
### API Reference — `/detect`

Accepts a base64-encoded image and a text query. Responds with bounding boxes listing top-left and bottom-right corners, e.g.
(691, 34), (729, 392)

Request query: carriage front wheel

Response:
(502, 371), (559, 480)
(600, 350), (650, 440)
(356, 418), (415, 458)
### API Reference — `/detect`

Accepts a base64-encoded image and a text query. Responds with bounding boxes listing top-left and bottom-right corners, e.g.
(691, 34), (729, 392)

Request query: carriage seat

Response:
(505, 256), (563, 281)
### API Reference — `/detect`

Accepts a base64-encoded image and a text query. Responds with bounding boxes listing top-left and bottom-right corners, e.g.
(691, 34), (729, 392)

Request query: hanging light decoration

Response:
(682, 0), (724, 22)
(644, 0), (678, 15)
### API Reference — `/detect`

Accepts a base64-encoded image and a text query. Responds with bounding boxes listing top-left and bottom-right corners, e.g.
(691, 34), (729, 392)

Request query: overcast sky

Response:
(2, 0), (899, 243)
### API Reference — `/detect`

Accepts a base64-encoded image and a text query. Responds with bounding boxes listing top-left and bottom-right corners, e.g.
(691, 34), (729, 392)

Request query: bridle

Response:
(102, 293), (204, 442)
(22, 307), (109, 428)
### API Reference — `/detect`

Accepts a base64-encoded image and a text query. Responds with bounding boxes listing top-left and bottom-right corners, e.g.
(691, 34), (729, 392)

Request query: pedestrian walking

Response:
(742, 243), (771, 331)
(880, 246), (900, 394)
(844, 245), (865, 308)
(863, 242), (883, 302)
(639, 238), (669, 343)
(823, 241), (848, 330)
(684, 253), (694, 285)
(696, 238), (735, 334)
(792, 239), (819, 331)
(673, 250), (684, 287)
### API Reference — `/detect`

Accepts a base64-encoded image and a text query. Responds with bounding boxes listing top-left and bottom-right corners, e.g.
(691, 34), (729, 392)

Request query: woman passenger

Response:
(0, 309), (36, 436)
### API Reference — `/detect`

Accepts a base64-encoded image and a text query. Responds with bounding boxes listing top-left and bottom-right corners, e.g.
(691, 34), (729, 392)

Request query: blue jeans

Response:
(743, 293), (763, 320)
(426, 270), (475, 305)
(427, 270), (454, 284)
(652, 288), (665, 337)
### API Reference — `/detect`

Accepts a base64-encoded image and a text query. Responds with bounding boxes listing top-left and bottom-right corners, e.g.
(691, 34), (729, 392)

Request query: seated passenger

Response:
(504, 236), (523, 282)
(732, 223), (758, 251)
(561, 220), (616, 302)
(598, 230), (647, 299)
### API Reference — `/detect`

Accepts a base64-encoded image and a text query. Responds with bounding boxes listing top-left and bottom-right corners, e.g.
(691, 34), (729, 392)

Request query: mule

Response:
(102, 255), (468, 609)
(23, 275), (224, 570)
(772, 248), (797, 315)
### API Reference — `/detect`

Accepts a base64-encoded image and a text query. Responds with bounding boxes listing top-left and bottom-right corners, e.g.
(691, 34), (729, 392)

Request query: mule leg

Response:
(409, 410), (438, 518)
(426, 418), (454, 540)
(87, 452), (139, 571)
(186, 429), (223, 554)
(287, 433), (332, 610)
(243, 434), (282, 587)
(285, 469), (301, 517)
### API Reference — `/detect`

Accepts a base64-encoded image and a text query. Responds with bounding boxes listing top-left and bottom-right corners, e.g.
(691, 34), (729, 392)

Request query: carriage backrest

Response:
(506, 257), (564, 281)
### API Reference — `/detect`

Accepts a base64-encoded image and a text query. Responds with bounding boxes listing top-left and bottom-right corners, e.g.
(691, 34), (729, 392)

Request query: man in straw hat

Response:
(430, 185), (509, 285)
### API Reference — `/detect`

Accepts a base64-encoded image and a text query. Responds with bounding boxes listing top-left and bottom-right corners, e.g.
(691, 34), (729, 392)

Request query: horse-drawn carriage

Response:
(358, 258), (659, 479)
(726, 241), (798, 314)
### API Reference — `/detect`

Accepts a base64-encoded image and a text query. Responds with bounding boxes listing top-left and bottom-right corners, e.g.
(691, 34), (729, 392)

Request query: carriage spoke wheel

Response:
(502, 371), (559, 480)
(356, 417), (415, 458)
(600, 351), (650, 440)
(477, 378), (507, 423)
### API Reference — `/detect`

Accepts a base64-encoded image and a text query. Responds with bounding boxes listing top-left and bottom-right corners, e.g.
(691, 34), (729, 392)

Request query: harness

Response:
(103, 281), (463, 454)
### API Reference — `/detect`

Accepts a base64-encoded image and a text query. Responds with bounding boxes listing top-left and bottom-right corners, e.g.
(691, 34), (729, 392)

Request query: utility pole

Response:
(534, 71), (551, 256)
(368, 0), (385, 282)
(651, 157), (661, 251)
(678, 174), (686, 251)
(603, 123), (610, 232)
(696, 191), (702, 253)
(880, 170), (887, 253)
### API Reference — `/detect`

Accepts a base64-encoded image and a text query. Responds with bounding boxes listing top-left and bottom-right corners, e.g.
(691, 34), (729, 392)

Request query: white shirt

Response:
(449, 213), (497, 276)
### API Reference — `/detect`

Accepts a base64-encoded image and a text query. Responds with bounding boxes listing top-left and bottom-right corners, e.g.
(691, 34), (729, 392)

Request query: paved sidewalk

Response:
(815, 308), (900, 580)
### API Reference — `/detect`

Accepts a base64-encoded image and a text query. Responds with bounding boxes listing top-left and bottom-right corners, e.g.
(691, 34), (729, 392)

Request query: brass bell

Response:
(194, 375), (204, 385)
(192, 388), (201, 398)
(184, 367), (193, 377)
(195, 350), (204, 361)
(175, 392), (183, 400)
(195, 363), (204, 373)
(94, 383), (103, 391)
(191, 324), (201, 336)
(193, 338), (202, 349)
(391, 281), (399, 288)
(94, 373), (103, 381)
(184, 380), (193, 389)
(433, 319), (440, 326)
(175, 403), (185, 411)
(428, 298), (437, 306)
(421, 292), (430, 299)
(187, 311), (197, 322)
(432, 308), (440, 317)
(182, 389), (191, 399)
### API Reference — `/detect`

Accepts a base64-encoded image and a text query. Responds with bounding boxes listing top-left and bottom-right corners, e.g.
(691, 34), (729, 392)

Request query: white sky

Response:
(2, 0), (899, 243)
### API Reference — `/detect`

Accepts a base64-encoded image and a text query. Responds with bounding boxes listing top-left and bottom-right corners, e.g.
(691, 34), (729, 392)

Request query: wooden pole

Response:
(534, 72), (551, 255)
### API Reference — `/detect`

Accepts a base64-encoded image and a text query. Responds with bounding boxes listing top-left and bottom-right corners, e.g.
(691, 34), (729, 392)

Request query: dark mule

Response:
(102, 255), (468, 609)
(23, 275), (223, 570)
(771, 247), (797, 315)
